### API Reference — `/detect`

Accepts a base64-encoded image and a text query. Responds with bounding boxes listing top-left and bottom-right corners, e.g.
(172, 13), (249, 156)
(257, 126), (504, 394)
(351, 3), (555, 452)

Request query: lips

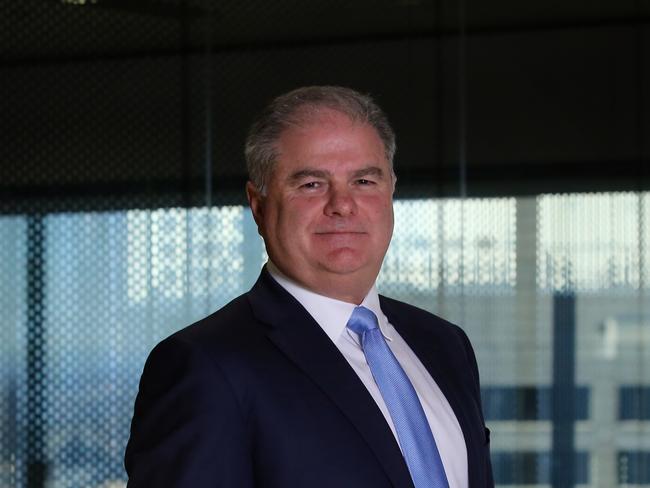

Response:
(314, 231), (368, 240)
(313, 231), (368, 248)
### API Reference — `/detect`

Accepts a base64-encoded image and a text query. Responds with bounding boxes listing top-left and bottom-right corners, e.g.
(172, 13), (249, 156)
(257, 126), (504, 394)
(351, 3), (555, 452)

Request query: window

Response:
(2, 194), (649, 487)
(620, 386), (650, 421)
(482, 386), (590, 421)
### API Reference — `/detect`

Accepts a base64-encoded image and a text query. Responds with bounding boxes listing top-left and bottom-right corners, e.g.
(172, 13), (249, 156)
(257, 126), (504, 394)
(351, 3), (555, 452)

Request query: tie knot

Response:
(346, 306), (379, 335)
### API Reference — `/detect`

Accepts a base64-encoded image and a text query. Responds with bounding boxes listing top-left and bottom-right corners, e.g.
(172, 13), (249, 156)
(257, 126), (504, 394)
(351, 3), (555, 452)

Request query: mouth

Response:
(313, 231), (368, 244)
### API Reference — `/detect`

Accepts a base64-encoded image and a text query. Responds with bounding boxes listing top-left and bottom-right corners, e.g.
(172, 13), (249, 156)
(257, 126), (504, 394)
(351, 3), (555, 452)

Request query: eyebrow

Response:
(287, 169), (329, 183)
(287, 166), (386, 183)
(351, 166), (385, 179)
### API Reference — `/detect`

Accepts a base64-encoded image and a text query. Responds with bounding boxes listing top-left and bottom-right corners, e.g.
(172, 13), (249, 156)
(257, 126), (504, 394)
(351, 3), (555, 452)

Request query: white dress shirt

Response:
(267, 262), (468, 488)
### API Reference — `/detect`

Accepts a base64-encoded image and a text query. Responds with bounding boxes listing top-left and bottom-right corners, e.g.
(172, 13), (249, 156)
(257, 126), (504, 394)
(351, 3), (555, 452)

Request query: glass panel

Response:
(1, 193), (649, 486)
(0, 216), (27, 487)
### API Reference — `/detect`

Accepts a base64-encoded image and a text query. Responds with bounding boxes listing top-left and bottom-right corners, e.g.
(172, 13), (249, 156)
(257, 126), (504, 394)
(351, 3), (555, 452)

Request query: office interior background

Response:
(1, 0), (649, 487)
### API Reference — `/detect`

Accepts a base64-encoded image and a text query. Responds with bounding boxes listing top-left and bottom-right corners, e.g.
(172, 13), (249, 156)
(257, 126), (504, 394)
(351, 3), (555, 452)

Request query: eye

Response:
(356, 178), (375, 185)
(301, 181), (321, 189)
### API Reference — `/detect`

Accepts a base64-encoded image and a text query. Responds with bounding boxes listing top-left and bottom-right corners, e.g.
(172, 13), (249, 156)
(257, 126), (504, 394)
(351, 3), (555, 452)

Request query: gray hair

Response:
(245, 86), (396, 194)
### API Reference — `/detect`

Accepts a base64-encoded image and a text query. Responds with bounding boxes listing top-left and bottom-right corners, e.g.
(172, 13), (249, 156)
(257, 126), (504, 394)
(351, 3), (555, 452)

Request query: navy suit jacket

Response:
(125, 269), (493, 487)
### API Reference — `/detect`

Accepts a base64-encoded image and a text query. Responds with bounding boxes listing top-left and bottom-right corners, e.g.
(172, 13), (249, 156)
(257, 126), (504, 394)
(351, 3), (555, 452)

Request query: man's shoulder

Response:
(378, 294), (472, 353)
(157, 291), (264, 358)
(147, 269), (308, 368)
(379, 294), (462, 330)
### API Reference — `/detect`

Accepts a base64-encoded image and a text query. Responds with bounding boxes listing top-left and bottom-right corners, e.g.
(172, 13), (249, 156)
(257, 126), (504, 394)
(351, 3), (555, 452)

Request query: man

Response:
(125, 86), (493, 487)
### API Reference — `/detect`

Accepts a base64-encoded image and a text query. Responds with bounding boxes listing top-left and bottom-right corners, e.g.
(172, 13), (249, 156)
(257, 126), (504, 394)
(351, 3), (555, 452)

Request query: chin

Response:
(318, 250), (370, 275)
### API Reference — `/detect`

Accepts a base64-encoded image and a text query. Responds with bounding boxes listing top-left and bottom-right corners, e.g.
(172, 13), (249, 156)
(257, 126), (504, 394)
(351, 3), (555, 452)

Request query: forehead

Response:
(276, 110), (385, 163)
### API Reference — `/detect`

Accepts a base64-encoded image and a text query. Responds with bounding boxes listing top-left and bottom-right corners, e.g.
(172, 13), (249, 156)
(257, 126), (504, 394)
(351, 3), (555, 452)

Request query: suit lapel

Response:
(380, 297), (484, 487)
(247, 270), (414, 488)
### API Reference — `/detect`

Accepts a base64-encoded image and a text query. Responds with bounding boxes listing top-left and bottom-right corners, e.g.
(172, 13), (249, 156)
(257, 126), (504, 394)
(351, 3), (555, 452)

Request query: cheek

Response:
(273, 199), (317, 231)
(368, 199), (394, 243)
(290, 195), (324, 215)
(363, 196), (394, 221)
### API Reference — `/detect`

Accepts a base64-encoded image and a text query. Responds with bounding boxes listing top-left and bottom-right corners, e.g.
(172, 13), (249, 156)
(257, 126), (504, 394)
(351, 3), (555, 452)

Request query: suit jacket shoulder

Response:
(378, 295), (482, 390)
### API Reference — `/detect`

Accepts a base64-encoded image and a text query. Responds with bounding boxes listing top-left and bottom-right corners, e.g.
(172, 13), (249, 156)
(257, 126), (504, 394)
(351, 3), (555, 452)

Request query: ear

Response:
(246, 181), (265, 234)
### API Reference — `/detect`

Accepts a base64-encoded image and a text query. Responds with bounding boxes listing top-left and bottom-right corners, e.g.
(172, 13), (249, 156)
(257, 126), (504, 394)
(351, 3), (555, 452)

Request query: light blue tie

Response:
(347, 306), (450, 488)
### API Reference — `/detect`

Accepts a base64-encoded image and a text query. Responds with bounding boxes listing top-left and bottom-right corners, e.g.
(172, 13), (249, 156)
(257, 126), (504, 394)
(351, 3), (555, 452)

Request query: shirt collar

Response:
(266, 261), (392, 344)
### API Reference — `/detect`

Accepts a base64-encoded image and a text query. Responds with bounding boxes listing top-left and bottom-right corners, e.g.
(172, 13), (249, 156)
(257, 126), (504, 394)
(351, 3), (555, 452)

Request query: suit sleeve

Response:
(124, 336), (254, 487)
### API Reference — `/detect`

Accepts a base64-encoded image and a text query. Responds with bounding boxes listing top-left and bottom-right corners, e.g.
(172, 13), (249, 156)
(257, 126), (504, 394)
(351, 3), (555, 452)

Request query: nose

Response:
(324, 185), (356, 217)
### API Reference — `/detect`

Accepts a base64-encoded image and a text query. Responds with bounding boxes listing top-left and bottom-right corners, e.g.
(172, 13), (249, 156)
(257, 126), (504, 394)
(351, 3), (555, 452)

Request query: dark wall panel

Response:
(466, 27), (640, 167)
(1, 58), (185, 187)
(2, 24), (648, 207)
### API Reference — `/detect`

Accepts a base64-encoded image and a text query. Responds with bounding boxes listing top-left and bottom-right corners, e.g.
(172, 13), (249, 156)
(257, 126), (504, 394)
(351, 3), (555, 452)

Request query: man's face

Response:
(247, 110), (395, 302)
